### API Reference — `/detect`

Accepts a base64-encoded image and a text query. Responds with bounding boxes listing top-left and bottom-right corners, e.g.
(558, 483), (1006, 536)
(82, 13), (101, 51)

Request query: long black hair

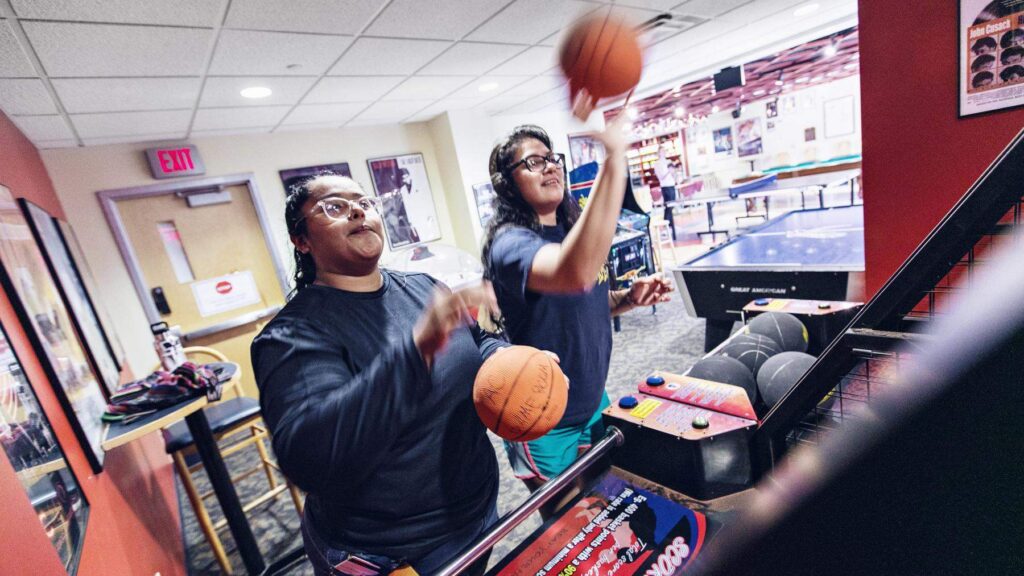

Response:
(480, 124), (581, 279)
(284, 173), (363, 295)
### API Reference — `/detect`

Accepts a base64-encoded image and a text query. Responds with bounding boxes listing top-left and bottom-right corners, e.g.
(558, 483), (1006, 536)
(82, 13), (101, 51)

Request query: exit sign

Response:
(145, 145), (205, 179)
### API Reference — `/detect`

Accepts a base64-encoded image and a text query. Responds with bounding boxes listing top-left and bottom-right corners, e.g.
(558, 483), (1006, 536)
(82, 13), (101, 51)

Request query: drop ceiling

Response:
(0, 0), (857, 149)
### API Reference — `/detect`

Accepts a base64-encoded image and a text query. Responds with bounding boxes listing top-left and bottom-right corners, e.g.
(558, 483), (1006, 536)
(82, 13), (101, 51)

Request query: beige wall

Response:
(40, 123), (456, 376)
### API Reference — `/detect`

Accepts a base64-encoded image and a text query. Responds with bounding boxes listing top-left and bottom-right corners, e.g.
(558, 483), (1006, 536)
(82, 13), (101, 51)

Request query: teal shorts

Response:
(503, 392), (611, 481)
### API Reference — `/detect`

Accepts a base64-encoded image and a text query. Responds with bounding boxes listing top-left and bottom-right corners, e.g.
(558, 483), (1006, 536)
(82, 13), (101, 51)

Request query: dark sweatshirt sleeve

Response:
(252, 318), (431, 494)
(472, 323), (508, 361)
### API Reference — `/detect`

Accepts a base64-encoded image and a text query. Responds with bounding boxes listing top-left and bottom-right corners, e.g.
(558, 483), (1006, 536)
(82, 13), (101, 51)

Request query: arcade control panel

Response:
(604, 372), (758, 500)
(743, 298), (862, 355)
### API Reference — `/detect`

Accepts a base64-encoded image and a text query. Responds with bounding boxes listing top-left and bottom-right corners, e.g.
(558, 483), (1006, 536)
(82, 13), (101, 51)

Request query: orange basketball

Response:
(558, 13), (643, 99)
(473, 345), (568, 442)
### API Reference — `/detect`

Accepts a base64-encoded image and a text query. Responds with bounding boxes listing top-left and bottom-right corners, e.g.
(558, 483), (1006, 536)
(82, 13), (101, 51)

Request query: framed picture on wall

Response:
(367, 153), (441, 250)
(21, 200), (121, 396)
(959, 0), (1024, 117)
(0, 186), (107, 473)
(568, 133), (606, 169)
(0, 322), (89, 575)
(735, 117), (764, 158)
(279, 162), (352, 195)
(713, 127), (734, 157)
(472, 182), (497, 228)
(824, 95), (856, 138)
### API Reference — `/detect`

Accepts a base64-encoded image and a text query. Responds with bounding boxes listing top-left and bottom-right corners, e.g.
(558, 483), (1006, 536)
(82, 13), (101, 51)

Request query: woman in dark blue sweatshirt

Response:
(252, 174), (503, 575)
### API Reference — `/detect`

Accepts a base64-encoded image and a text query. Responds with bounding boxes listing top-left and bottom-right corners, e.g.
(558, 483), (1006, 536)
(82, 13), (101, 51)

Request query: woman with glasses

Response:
(481, 101), (673, 515)
(252, 174), (503, 575)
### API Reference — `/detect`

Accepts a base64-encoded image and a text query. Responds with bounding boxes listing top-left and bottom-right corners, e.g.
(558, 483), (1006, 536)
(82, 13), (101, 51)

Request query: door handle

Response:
(151, 287), (171, 315)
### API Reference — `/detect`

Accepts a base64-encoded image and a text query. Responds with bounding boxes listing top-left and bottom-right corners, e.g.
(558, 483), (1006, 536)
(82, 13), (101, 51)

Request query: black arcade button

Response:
(692, 415), (709, 429)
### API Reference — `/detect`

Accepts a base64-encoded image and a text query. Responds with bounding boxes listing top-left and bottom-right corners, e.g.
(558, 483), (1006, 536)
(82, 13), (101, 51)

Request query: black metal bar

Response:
(185, 409), (266, 575)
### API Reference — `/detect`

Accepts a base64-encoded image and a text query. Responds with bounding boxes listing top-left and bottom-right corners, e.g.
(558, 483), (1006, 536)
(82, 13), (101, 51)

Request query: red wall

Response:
(859, 1), (1024, 295)
(0, 112), (185, 576)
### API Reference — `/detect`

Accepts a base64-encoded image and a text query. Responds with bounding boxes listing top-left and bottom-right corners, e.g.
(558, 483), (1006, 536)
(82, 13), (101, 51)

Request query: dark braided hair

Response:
(480, 125), (581, 281)
(284, 173), (364, 296)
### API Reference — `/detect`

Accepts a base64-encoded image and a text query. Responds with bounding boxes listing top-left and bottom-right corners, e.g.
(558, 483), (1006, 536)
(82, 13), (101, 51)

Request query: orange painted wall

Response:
(0, 112), (185, 576)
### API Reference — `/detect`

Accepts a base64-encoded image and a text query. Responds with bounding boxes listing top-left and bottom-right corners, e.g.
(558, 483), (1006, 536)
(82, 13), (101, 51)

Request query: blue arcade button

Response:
(618, 396), (639, 409)
(754, 298), (771, 305)
(646, 375), (665, 386)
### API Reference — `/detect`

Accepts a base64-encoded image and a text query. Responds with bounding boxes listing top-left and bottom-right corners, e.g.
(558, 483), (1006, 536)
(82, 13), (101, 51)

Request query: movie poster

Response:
(960, 0), (1024, 117)
(489, 472), (707, 576)
(367, 153), (441, 250)
(735, 118), (763, 158)
(569, 134), (607, 169)
(712, 127), (733, 157)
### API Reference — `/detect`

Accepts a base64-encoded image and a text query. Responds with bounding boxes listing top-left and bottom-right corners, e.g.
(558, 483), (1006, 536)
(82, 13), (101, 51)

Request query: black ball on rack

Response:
(719, 335), (782, 377)
(746, 312), (809, 352)
(687, 355), (758, 404)
(757, 351), (816, 408)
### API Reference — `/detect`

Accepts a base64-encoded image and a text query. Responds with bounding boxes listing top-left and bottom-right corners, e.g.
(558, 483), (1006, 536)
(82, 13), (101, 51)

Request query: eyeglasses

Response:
(298, 196), (379, 225)
(507, 153), (564, 174)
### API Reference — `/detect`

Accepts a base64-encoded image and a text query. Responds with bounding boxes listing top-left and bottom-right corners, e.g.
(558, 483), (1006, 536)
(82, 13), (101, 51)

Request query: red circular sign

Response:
(215, 281), (233, 295)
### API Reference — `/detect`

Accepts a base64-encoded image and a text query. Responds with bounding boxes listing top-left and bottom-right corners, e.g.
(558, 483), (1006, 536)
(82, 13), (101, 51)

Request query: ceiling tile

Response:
(52, 77), (201, 113)
(191, 127), (273, 137)
(672, 0), (754, 18)
(488, 46), (558, 76)
(225, 0), (383, 35)
(0, 20), (37, 77)
(192, 106), (291, 130)
(12, 115), (74, 140)
(465, 0), (598, 45)
(304, 76), (405, 103)
(81, 133), (187, 146)
(10, 0), (224, 27)
(384, 76), (473, 101)
(352, 99), (433, 122)
(328, 37), (452, 76)
(363, 0), (511, 40)
(273, 123), (341, 133)
(200, 76), (317, 108)
(0, 79), (57, 114)
(210, 30), (352, 76)
(418, 42), (527, 76)
(476, 95), (526, 113)
(281, 102), (366, 125)
(35, 139), (79, 149)
(617, 0), (686, 10)
(501, 75), (565, 98)
(71, 110), (192, 138)
(22, 22), (211, 77)
(449, 75), (531, 99)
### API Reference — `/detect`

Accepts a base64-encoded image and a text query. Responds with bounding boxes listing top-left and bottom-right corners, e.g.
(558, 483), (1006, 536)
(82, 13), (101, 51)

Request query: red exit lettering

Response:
(157, 148), (196, 174)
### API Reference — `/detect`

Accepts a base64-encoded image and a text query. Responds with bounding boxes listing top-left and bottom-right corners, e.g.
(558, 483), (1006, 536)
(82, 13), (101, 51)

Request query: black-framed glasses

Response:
(297, 197), (380, 226)
(507, 153), (564, 174)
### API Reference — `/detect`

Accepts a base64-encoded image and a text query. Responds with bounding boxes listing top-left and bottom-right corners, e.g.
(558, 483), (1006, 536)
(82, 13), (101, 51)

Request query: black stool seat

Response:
(162, 397), (261, 453)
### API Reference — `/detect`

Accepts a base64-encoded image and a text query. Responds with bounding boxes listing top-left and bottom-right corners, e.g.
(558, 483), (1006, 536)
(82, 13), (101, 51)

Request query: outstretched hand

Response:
(414, 282), (498, 368)
(628, 274), (674, 307)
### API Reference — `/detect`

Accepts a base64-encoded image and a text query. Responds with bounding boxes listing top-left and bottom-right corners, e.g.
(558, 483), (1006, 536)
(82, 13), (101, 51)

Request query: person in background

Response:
(653, 146), (678, 241)
(252, 174), (502, 575)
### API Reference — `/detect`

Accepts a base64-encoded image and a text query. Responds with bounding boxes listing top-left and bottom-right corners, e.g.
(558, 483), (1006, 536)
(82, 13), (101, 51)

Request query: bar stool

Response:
(160, 346), (303, 574)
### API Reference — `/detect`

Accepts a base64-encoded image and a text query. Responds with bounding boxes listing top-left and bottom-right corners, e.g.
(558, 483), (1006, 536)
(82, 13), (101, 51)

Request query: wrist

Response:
(622, 288), (636, 308)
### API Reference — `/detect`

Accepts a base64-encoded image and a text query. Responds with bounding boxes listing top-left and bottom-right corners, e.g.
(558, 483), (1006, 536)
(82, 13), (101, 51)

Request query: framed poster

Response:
(0, 322), (88, 575)
(568, 133), (606, 169)
(472, 182), (497, 228)
(22, 200), (121, 396)
(0, 186), (106, 473)
(367, 153), (441, 250)
(824, 95), (856, 138)
(960, 0), (1024, 117)
(712, 127), (734, 157)
(735, 117), (763, 158)
(279, 162), (352, 195)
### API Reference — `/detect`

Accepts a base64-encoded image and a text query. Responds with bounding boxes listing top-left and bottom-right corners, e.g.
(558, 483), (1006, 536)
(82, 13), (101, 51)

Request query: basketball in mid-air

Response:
(559, 12), (643, 99)
(473, 346), (568, 442)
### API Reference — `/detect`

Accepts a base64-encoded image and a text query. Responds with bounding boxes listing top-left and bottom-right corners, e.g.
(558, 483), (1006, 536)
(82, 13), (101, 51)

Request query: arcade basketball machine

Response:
(423, 131), (1024, 576)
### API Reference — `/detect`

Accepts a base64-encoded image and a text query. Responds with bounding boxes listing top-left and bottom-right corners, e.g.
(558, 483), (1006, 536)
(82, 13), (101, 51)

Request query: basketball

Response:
(687, 355), (758, 404)
(757, 351), (817, 408)
(745, 312), (809, 353)
(558, 13), (643, 100)
(719, 336), (782, 377)
(473, 345), (568, 442)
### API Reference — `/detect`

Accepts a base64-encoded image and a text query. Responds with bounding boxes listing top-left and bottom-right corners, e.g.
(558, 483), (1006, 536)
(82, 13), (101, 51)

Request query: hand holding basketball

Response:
(413, 282), (498, 368)
(559, 12), (643, 102)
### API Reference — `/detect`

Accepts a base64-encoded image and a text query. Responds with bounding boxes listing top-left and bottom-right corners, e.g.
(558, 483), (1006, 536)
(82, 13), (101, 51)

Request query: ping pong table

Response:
(669, 168), (861, 241)
(673, 204), (865, 351)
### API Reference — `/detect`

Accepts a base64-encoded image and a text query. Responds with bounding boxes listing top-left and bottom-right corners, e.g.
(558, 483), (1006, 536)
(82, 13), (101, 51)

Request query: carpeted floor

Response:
(178, 293), (708, 575)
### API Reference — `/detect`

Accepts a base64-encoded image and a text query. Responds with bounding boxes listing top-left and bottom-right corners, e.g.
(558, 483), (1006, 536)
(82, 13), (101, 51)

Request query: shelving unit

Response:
(626, 131), (686, 187)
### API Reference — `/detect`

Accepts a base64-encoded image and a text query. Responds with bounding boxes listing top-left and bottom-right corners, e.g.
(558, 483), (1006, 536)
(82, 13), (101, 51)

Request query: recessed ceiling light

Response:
(240, 86), (272, 99)
(823, 43), (838, 58)
(753, 89), (766, 96)
(626, 107), (639, 119)
(711, 105), (719, 113)
(674, 106), (686, 117)
(478, 82), (499, 93)
(794, 3), (820, 17)
(795, 77), (809, 83)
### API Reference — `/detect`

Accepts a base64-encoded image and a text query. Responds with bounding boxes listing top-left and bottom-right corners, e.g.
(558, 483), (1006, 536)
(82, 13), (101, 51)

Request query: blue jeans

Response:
(302, 501), (498, 576)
